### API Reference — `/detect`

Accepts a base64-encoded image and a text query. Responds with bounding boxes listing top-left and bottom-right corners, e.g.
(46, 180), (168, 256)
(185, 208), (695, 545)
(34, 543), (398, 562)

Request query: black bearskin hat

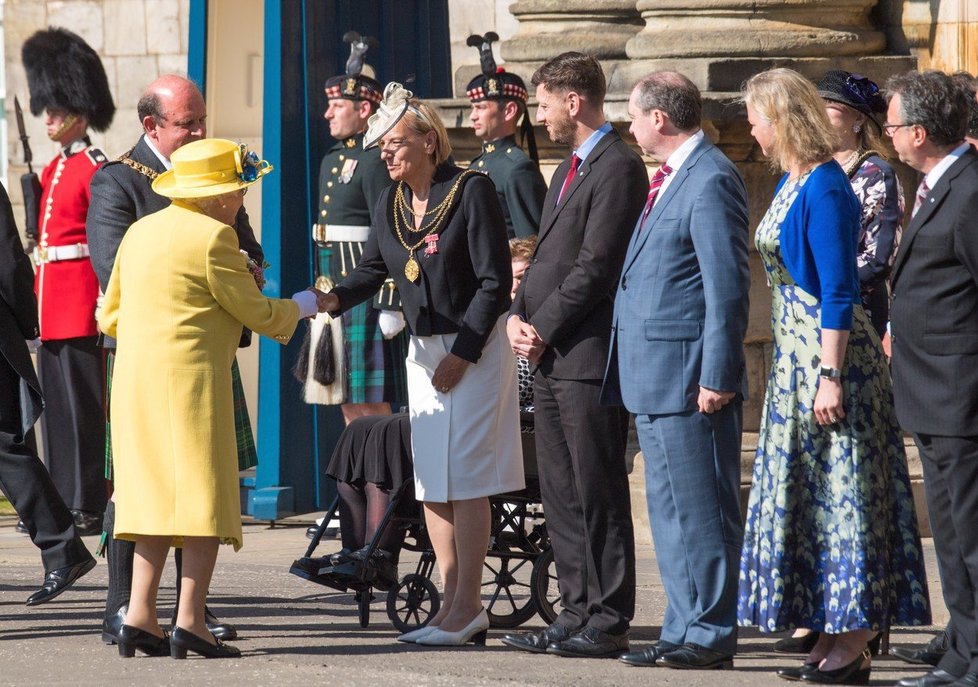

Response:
(22, 27), (115, 132)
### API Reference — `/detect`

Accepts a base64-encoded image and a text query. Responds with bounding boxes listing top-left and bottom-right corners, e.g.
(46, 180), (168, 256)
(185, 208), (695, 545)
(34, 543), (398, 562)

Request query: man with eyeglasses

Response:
(883, 70), (978, 687)
(86, 74), (252, 649)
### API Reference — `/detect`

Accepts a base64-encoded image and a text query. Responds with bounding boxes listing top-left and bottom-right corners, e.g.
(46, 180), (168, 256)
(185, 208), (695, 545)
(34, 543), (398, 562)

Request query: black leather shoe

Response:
(102, 605), (128, 644)
(777, 662), (820, 681)
(619, 641), (679, 667)
(656, 642), (734, 670)
(892, 632), (950, 667)
(205, 608), (237, 642)
(949, 673), (978, 687)
(501, 622), (574, 654)
(25, 557), (96, 606)
(896, 670), (963, 687)
(71, 510), (104, 537)
(547, 626), (629, 659)
(800, 649), (870, 684)
(774, 632), (821, 654)
(170, 626), (240, 659)
(349, 547), (399, 590)
(118, 624), (169, 658)
(15, 520), (28, 535)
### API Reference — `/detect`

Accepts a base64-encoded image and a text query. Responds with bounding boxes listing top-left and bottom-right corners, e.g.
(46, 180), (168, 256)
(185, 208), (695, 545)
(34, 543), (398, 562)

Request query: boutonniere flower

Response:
(241, 250), (271, 290)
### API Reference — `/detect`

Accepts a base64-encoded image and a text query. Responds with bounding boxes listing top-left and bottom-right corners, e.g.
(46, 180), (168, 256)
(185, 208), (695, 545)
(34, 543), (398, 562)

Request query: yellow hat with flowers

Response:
(152, 138), (273, 199)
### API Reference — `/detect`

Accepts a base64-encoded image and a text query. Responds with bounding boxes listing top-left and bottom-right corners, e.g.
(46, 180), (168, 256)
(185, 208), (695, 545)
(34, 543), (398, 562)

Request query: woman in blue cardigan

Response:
(736, 68), (930, 685)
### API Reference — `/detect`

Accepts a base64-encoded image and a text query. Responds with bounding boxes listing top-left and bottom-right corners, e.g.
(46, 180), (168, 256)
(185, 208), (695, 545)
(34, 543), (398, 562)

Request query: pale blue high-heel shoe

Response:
(416, 610), (489, 646)
(397, 624), (439, 643)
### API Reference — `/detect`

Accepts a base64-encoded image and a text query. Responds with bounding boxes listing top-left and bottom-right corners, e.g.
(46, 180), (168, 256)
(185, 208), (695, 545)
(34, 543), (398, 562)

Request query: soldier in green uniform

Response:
(301, 35), (407, 426)
(466, 32), (547, 238)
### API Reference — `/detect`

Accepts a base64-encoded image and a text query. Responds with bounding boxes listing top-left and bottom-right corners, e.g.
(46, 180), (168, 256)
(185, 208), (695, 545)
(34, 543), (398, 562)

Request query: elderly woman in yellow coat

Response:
(99, 139), (326, 660)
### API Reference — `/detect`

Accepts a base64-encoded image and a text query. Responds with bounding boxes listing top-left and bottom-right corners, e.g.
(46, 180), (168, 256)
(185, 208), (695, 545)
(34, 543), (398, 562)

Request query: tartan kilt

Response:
(342, 299), (409, 406)
(231, 357), (258, 470)
(103, 351), (258, 478)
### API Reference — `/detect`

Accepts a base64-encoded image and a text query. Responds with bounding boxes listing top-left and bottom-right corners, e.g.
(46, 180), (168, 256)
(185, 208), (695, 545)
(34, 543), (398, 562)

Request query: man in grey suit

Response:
(606, 72), (750, 671)
(885, 71), (978, 687)
(503, 51), (647, 659)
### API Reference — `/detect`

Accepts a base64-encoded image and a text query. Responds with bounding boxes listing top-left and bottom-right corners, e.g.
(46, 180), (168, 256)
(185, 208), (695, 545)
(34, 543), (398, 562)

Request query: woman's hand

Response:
(309, 288), (339, 313)
(431, 353), (470, 394)
(814, 378), (845, 426)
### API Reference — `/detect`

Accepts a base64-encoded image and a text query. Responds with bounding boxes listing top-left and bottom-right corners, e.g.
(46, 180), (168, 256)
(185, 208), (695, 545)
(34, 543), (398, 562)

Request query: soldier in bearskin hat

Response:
(466, 32), (546, 238)
(299, 31), (408, 432)
(22, 27), (114, 537)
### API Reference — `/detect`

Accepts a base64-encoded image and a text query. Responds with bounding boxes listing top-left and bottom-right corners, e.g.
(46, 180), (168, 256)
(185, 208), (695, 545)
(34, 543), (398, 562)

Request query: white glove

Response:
(378, 310), (406, 339)
(26, 338), (41, 353)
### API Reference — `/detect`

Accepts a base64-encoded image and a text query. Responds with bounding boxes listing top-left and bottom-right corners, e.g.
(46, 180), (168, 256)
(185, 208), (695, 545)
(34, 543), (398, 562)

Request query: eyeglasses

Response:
(882, 122), (915, 136)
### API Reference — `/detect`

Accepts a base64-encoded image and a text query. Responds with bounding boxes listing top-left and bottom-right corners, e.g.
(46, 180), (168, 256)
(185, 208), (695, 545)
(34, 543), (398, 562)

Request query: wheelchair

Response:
(289, 412), (560, 633)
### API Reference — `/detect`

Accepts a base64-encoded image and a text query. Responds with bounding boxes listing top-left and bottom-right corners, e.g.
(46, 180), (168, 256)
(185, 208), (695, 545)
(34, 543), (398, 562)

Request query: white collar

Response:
(142, 134), (172, 170)
(663, 129), (704, 173)
(924, 142), (971, 189)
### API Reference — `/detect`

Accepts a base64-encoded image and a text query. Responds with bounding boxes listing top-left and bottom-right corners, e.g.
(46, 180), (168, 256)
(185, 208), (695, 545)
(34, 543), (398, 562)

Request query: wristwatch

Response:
(819, 366), (842, 380)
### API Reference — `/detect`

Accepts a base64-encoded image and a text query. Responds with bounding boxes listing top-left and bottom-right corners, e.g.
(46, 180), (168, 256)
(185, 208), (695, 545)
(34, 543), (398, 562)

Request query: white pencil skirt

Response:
(406, 315), (525, 503)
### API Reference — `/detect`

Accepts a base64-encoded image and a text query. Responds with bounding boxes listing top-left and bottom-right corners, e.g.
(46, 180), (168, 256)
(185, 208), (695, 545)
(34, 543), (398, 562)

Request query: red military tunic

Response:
(34, 139), (106, 340)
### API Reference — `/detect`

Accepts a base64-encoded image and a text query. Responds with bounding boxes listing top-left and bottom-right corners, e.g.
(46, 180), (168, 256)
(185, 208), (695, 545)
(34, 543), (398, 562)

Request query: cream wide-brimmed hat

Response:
(152, 138), (273, 199)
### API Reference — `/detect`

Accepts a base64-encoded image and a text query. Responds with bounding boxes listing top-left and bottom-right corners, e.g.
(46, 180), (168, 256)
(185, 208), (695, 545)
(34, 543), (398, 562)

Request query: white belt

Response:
(33, 243), (90, 264)
(324, 224), (370, 242)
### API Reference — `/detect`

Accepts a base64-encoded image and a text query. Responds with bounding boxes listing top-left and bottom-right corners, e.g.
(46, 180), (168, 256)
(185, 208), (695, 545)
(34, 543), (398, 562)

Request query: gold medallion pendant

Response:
(404, 255), (420, 282)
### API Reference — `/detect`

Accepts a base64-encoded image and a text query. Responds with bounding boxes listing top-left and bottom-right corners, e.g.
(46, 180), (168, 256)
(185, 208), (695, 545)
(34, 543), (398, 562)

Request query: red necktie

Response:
(557, 154), (581, 204)
(911, 178), (930, 218)
(641, 164), (673, 223)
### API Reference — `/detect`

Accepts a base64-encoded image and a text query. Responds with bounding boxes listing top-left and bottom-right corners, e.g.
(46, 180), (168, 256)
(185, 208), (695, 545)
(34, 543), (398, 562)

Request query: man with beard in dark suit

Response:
(503, 51), (647, 659)
(86, 74), (252, 646)
(0, 180), (95, 606)
(884, 70), (978, 687)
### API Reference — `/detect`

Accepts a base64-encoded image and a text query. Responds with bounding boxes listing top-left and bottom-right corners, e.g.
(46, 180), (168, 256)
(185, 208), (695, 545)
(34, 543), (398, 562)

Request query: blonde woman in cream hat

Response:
(99, 138), (329, 660)
(320, 83), (523, 647)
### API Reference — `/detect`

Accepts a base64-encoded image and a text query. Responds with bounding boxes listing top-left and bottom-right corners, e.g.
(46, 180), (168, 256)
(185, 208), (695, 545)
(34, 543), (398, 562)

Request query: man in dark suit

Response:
(0, 181), (95, 606)
(86, 74), (248, 644)
(884, 70), (978, 687)
(606, 72), (749, 670)
(503, 51), (647, 658)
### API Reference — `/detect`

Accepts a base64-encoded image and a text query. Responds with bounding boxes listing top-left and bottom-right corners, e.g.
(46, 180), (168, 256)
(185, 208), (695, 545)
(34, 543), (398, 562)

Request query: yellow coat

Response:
(99, 201), (300, 550)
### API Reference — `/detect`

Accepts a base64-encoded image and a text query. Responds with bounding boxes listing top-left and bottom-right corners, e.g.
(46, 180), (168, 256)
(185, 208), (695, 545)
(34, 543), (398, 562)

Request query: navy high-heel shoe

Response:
(117, 624), (169, 658)
(169, 626), (240, 659)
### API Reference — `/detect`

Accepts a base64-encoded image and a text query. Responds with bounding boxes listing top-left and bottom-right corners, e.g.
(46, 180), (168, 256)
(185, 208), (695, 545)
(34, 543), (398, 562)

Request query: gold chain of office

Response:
(117, 148), (160, 180)
(392, 170), (478, 281)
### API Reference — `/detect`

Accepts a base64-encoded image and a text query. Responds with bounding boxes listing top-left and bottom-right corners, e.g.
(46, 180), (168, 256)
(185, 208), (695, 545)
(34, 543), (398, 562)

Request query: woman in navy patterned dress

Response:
(736, 69), (930, 685)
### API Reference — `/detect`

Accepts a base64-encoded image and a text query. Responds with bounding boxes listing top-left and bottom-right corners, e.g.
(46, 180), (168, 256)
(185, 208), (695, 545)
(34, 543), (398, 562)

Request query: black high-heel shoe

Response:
(117, 624), (170, 658)
(800, 648), (871, 685)
(169, 626), (241, 659)
(868, 633), (882, 656)
(774, 632), (821, 654)
(777, 661), (819, 681)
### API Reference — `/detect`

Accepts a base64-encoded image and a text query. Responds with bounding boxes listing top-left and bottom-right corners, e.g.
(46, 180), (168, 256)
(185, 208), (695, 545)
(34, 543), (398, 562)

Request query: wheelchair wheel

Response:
(387, 573), (440, 633)
(482, 555), (537, 628)
(530, 546), (562, 625)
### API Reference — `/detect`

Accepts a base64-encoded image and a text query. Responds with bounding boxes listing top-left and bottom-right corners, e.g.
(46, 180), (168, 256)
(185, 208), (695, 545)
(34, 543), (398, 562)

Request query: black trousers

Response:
(915, 433), (978, 677)
(533, 374), (635, 634)
(0, 356), (90, 572)
(36, 336), (106, 513)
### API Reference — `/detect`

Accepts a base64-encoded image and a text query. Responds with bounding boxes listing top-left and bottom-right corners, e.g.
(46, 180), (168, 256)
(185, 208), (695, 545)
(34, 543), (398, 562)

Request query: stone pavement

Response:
(0, 515), (946, 686)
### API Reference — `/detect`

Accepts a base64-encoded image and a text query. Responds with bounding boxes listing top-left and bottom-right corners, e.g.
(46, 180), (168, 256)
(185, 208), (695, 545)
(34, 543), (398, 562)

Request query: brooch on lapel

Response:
(424, 234), (439, 256)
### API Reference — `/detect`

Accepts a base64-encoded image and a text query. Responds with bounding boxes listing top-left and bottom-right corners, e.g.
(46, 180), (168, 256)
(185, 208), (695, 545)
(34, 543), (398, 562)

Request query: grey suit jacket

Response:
(510, 129), (648, 380)
(86, 136), (262, 347)
(890, 147), (978, 436)
(601, 137), (750, 415)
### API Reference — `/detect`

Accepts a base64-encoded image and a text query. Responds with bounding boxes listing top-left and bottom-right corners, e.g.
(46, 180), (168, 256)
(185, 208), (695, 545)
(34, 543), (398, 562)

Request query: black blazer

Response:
(0, 182), (44, 435)
(890, 147), (978, 435)
(331, 164), (512, 363)
(511, 129), (648, 380)
(86, 136), (262, 347)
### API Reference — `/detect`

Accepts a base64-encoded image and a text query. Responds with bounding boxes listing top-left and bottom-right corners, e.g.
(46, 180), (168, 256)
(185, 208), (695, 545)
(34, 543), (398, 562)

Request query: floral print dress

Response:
(737, 172), (931, 633)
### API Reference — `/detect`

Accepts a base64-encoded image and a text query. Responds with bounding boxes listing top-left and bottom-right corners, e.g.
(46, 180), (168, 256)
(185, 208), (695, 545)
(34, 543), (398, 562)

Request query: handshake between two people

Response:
(294, 287), (340, 318)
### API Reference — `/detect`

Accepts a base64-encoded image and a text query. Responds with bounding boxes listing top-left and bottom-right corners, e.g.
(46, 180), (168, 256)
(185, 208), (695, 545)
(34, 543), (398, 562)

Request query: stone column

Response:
(501, 0), (642, 62)
(627, 0), (885, 59)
